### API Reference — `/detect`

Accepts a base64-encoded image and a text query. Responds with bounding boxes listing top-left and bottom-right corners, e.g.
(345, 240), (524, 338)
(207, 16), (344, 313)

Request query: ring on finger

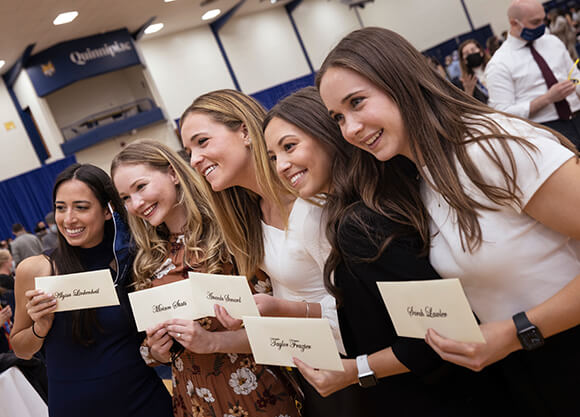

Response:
(177, 333), (181, 339)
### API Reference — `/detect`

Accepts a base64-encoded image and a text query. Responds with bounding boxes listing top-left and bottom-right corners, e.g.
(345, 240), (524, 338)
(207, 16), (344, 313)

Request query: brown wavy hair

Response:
(316, 27), (578, 254)
(111, 139), (229, 289)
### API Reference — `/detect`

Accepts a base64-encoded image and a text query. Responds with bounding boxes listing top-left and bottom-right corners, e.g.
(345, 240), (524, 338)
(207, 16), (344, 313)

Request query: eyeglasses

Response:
(567, 58), (579, 84)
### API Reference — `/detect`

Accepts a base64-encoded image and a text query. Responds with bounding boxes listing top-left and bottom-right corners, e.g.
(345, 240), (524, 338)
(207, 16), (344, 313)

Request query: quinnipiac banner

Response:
(26, 29), (141, 97)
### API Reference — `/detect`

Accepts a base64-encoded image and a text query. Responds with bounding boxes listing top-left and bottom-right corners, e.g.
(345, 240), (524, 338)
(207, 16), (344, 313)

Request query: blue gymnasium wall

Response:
(0, 156), (76, 240)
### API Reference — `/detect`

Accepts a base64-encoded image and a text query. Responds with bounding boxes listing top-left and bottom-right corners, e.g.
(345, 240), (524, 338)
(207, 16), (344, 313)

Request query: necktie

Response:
(528, 42), (572, 120)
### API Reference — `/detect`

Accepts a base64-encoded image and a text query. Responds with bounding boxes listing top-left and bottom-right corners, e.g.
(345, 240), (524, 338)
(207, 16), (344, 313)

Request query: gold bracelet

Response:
(32, 322), (47, 339)
(303, 300), (310, 318)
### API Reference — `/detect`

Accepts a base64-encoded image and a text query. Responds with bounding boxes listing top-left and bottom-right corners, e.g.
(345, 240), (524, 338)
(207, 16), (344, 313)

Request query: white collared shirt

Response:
(485, 33), (580, 122)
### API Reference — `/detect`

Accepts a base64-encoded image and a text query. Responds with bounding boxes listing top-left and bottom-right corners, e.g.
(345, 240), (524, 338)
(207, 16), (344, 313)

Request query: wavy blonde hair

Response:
(111, 139), (230, 289)
(180, 90), (288, 278)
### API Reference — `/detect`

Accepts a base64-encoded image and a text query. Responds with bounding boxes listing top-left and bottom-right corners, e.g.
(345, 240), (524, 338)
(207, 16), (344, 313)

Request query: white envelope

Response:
(188, 272), (260, 319)
(243, 316), (344, 371)
(377, 279), (485, 343)
(128, 279), (196, 332)
(35, 269), (119, 312)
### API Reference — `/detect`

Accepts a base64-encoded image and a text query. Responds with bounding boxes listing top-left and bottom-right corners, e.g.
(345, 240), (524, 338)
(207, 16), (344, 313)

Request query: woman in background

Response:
(456, 38), (489, 104)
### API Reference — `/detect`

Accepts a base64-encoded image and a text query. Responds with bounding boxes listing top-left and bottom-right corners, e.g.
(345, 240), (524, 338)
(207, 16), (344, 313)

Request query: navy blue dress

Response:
(44, 228), (172, 417)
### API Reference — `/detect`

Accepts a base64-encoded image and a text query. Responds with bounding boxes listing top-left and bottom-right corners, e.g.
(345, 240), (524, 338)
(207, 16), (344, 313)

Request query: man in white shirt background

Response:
(485, 0), (580, 149)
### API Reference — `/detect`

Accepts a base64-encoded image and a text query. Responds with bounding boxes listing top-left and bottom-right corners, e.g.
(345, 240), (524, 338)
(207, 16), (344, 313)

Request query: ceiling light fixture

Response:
(0, 60), (5, 69)
(164, 0), (176, 2)
(53, 11), (79, 25)
(144, 23), (164, 34)
(202, 9), (221, 20)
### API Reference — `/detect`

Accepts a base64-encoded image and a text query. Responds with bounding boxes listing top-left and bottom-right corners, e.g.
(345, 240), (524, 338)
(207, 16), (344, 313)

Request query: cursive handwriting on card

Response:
(206, 291), (242, 303)
(152, 299), (188, 314)
(407, 305), (448, 318)
(54, 288), (100, 301)
(270, 337), (312, 353)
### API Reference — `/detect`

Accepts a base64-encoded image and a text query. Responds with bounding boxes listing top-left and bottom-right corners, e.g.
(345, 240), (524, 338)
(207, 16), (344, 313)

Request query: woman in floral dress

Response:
(112, 139), (299, 417)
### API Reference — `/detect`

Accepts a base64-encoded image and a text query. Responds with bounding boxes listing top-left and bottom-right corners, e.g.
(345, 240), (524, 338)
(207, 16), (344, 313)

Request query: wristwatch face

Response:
(520, 328), (544, 351)
(358, 372), (377, 388)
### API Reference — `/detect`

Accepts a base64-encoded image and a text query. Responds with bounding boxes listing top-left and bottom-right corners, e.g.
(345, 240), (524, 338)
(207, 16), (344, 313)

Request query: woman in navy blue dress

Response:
(10, 164), (173, 417)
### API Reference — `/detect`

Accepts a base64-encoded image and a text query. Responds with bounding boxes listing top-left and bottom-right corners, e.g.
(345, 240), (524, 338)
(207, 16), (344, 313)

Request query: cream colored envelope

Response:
(128, 279), (196, 332)
(188, 272), (260, 319)
(243, 316), (344, 371)
(377, 279), (485, 343)
(35, 269), (119, 313)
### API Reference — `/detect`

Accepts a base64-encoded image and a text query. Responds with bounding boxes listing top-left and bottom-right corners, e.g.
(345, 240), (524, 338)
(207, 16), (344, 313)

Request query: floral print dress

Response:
(147, 234), (300, 417)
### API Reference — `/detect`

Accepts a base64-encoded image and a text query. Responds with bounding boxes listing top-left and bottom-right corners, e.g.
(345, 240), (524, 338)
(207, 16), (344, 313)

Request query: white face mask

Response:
(50, 224), (57, 233)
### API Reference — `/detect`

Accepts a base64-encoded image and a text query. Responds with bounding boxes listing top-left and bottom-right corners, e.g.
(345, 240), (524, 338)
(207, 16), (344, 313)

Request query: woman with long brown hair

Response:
(111, 139), (299, 417)
(316, 26), (580, 416)
(267, 86), (505, 417)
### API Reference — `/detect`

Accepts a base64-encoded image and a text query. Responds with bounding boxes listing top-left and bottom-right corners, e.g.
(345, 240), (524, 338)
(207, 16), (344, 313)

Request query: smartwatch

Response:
(356, 354), (377, 388)
(512, 311), (545, 351)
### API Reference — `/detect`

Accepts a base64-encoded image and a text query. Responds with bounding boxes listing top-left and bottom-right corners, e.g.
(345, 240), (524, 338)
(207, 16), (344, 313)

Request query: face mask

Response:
(50, 224), (57, 233)
(519, 22), (545, 42)
(466, 52), (484, 68)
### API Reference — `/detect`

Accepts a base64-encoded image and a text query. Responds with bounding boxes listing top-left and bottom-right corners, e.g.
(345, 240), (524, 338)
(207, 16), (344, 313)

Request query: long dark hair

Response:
(263, 86), (352, 194)
(52, 163), (126, 346)
(264, 87), (421, 301)
(316, 27), (578, 252)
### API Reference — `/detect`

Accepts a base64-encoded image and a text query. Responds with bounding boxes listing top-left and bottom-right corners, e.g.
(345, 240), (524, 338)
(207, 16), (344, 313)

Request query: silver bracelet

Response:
(302, 300), (310, 318)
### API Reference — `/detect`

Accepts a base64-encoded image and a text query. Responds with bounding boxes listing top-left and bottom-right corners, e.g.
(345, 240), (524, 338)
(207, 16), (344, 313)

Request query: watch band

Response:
(512, 311), (533, 330)
(356, 354), (373, 375)
(512, 311), (545, 351)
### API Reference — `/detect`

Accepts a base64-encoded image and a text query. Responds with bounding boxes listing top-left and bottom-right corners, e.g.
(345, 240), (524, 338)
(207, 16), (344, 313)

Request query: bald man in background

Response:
(485, 0), (580, 148)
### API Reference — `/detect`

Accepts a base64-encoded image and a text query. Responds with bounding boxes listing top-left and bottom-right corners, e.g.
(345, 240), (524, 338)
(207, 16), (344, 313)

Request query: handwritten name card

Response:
(128, 272), (260, 331)
(129, 279), (195, 331)
(35, 269), (119, 312)
(243, 316), (344, 371)
(188, 272), (260, 319)
(377, 279), (485, 343)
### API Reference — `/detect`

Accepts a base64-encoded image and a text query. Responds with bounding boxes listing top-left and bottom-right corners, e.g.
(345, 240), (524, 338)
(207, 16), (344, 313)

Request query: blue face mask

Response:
(520, 23), (546, 42)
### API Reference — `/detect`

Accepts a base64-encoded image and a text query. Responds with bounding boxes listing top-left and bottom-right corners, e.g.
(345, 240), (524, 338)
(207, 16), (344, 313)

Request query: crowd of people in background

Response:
(1, 0), (580, 416)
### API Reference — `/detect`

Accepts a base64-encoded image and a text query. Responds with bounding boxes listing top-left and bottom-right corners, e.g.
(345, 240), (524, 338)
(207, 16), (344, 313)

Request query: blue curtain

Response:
(0, 156), (76, 240)
(251, 73), (315, 110)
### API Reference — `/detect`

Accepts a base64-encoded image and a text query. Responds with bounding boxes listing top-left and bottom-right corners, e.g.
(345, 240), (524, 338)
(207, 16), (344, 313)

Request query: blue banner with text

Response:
(26, 29), (141, 97)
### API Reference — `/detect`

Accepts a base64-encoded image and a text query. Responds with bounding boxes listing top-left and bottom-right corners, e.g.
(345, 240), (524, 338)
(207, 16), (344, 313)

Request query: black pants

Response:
(496, 324), (580, 417)
(541, 116), (580, 150)
(296, 371), (366, 417)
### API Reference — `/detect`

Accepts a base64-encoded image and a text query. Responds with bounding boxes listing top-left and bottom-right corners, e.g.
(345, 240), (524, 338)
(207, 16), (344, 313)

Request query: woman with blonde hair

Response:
(179, 89), (359, 416)
(111, 139), (299, 417)
(316, 26), (580, 416)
